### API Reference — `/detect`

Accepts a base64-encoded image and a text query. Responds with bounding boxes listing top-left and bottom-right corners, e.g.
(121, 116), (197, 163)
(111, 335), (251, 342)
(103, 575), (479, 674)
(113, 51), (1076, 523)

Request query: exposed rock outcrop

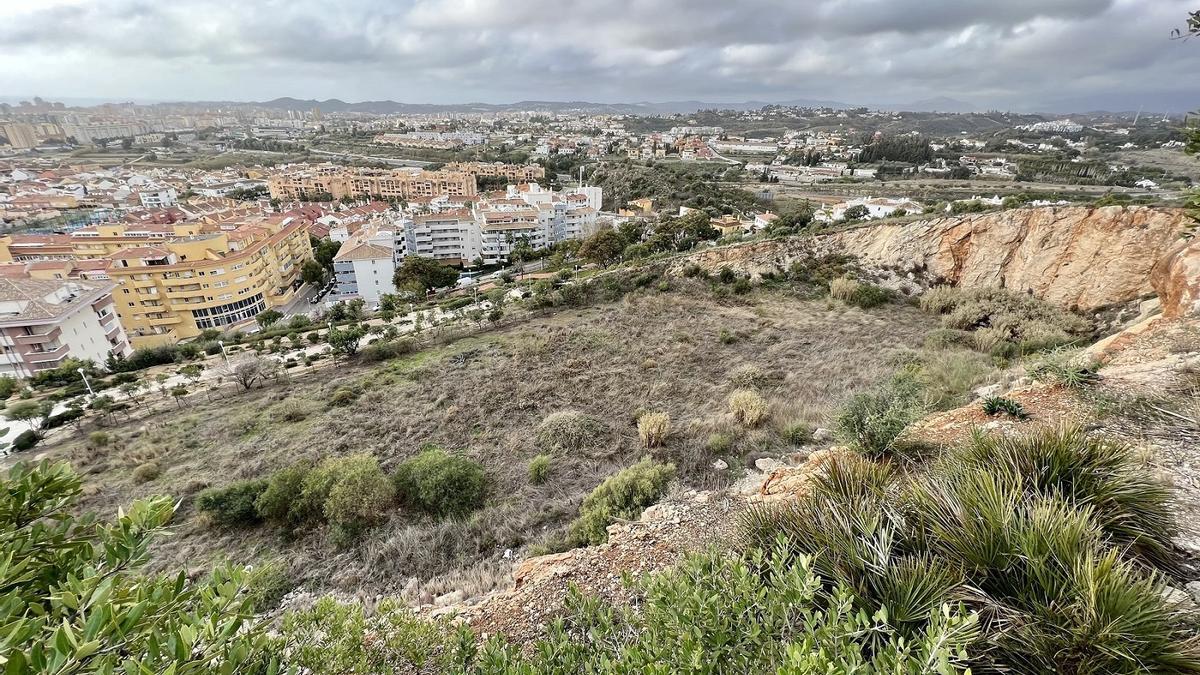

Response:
(676, 206), (1192, 312)
(1152, 237), (1200, 318)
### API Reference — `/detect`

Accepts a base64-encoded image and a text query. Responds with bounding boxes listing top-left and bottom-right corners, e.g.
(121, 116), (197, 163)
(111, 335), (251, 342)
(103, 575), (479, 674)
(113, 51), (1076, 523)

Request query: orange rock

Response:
(513, 551), (575, 589)
(757, 447), (853, 502)
(1151, 237), (1200, 319)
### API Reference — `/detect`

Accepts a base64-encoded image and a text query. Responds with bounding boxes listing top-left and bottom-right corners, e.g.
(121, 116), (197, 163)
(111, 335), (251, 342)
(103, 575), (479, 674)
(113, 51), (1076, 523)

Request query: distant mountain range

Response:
(166, 96), (982, 115)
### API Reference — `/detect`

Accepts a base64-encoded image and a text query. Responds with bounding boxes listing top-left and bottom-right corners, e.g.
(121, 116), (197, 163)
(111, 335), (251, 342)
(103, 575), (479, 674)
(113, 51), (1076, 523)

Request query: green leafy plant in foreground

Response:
(0, 461), (273, 674)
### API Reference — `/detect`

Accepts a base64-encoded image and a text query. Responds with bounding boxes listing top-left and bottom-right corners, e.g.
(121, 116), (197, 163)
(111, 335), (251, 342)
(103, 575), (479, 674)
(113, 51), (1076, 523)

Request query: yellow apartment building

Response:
(267, 164), (477, 202)
(99, 217), (312, 347)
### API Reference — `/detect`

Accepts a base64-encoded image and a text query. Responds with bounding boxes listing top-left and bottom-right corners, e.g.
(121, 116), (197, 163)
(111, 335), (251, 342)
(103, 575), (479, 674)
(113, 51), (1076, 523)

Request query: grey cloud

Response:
(0, 0), (1196, 111)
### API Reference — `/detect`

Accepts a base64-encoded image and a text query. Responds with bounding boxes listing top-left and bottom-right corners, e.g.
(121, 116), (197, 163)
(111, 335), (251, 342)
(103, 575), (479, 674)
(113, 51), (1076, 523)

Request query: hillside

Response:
(35, 278), (953, 602)
(10, 204), (1200, 672)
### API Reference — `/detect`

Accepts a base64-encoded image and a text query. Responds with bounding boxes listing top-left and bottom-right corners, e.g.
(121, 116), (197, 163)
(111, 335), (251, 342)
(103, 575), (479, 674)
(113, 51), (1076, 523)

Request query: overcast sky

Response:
(1, 0), (1197, 112)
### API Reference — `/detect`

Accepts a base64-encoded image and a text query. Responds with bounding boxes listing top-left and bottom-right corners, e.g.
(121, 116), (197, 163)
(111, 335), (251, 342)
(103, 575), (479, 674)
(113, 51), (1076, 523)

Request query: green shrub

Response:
(729, 389), (768, 427)
(981, 396), (1028, 419)
(731, 278), (752, 295)
(393, 448), (486, 518)
(42, 408), (83, 430)
(945, 427), (1176, 569)
(255, 462), (312, 526)
(706, 432), (734, 454)
(361, 339), (418, 363)
(132, 461), (161, 484)
(718, 328), (737, 344)
(535, 410), (608, 454)
(919, 286), (1090, 352)
(847, 283), (891, 309)
(278, 597), (471, 673)
(328, 387), (358, 407)
(737, 428), (1199, 673)
(320, 454), (395, 543)
(245, 559), (293, 612)
(0, 462), (271, 674)
(472, 544), (978, 672)
(88, 431), (111, 447)
(197, 479), (268, 527)
(913, 350), (996, 411)
(566, 458), (675, 547)
(11, 430), (39, 452)
(835, 371), (926, 459)
(780, 422), (813, 445)
(528, 454), (552, 485)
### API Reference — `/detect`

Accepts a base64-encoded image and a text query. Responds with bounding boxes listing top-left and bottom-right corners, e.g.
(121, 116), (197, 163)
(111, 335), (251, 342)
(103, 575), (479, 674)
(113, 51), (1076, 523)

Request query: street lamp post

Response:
(77, 368), (95, 398)
(217, 340), (230, 366)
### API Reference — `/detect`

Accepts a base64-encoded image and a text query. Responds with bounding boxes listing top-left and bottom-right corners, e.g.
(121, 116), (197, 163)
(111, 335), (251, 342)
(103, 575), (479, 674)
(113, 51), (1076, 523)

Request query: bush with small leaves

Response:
(197, 479), (268, 527)
(566, 457), (676, 547)
(256, 461), (313, 527)
(528, 454), (552, 485)
(319, 454), (395, 544)
(393, 447), (486, 518)
(981, 396), (1028, 419)
(11, 429), (39, 452)
(835, 370), (926, 459)
(132, 461), (161, 484)
(718, 329), (737, 344)
(328, 387), (358, 407)
(637, 411), (671, 448)
(729, 389), (768, 428)
(88, 431), (111, 447)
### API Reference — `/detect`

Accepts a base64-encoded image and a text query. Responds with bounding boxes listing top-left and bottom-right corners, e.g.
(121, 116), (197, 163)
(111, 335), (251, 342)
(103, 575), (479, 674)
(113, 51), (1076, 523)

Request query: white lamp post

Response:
(77, 368), (95, 397)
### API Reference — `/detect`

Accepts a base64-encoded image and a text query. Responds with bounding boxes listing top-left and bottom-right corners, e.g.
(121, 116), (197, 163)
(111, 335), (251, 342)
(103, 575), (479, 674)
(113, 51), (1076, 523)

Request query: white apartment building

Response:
(407, 209), (481, 265)
(137, 187), (178, 209)
(0, 278), (131, 379)
(474, 183), (601, 265)
(331, 227), (401, 304)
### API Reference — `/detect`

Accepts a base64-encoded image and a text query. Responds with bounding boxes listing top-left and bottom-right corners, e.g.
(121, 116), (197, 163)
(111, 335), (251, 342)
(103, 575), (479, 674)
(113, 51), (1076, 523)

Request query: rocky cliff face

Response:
(1152, 238), (1200, 318)
(677, 206), (1193, 313)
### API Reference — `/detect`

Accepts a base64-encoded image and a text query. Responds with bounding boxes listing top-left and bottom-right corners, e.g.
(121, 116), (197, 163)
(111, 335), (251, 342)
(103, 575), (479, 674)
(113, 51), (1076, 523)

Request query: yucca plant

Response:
(980, 396), (1029, 419)
(950, 427), (1177, 570)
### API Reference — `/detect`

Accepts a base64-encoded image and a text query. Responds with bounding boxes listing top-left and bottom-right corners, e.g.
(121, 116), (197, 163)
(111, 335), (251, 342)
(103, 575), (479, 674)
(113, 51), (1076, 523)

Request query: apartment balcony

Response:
(146, 315), (183, 327)
(163, 284), (204, 296)
(128, 277), (158, 288)
(14, 326), (62, 346)
(104, 321), (123, 338)
(28, 344), (70, 364)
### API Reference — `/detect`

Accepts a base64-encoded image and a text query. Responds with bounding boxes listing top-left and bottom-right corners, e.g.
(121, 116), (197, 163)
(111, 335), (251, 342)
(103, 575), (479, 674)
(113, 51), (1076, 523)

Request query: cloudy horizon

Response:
(1, 0), (1198, 113)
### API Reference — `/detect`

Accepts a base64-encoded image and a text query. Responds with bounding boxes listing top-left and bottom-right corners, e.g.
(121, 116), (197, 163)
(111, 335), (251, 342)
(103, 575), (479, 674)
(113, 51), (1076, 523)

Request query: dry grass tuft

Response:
(829, 277), (862, 302)
(729, 389), (769, 428)
(638, 412), (672, 448)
